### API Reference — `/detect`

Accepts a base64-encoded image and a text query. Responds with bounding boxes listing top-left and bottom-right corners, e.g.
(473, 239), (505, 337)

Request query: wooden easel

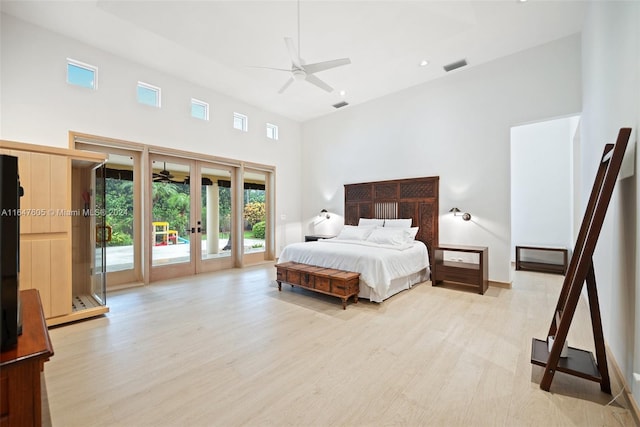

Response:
(530, 127), (632, 393)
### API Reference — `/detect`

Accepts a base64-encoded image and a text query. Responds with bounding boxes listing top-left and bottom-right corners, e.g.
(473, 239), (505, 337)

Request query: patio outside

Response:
(106, 235), (265, 271)
(104, 172), (266, 272)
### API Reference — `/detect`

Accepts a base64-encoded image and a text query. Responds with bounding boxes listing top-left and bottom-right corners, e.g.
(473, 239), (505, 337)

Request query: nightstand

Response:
(432, 244), (488, 294)
(304, 234), (336, 242)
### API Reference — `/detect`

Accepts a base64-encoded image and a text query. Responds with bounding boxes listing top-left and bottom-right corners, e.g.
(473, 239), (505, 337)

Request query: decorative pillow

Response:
(366, 227), (410, 246)
(336, 225), (374, 241)
(383, 218), (412, 228)
(358, 218), (385, 227)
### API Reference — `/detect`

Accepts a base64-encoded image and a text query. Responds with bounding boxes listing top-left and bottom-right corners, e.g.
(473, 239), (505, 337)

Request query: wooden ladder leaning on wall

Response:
(530, 127), (632, 393)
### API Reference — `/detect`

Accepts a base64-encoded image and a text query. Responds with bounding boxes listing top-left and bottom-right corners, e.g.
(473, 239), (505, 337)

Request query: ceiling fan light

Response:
(292, 69), (306, 81)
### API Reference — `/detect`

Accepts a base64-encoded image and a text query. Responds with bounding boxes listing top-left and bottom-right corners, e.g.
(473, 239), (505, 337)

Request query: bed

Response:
(278, 176), (439, 303)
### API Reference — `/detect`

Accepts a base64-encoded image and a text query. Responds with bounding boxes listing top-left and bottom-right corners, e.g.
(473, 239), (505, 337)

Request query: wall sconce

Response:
(320, 209), (330, 219)
(450, 207), (471, 221)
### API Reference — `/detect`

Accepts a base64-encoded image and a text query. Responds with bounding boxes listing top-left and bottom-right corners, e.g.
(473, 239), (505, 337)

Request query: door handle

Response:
(96, 225), (112, 243)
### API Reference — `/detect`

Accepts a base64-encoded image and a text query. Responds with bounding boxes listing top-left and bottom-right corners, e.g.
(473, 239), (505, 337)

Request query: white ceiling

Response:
(1, 0), (586, 122)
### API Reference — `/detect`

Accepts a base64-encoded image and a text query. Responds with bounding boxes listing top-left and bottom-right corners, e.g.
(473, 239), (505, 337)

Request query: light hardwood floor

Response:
(42, 264), (636, 426)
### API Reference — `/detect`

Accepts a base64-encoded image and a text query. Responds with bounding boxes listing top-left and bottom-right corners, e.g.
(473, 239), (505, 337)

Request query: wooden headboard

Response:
(344, 176), (439, 263)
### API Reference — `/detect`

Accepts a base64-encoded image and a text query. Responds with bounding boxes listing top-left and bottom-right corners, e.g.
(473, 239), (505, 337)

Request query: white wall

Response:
(581, 0), (640, 402)
(302, 35), (582, 284)
(0, 14), (304, 252)
(510, 116), (579, 260)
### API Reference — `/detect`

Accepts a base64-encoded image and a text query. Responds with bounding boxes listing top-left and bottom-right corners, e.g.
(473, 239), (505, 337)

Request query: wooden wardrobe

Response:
(0, 139), (109, 325)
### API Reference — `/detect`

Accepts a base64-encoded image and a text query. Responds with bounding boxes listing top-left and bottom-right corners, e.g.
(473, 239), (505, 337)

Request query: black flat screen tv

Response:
(1, 154), (23, 351)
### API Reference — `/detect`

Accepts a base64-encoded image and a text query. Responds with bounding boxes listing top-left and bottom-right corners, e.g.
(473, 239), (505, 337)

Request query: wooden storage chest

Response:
(275, 262), (360, 309)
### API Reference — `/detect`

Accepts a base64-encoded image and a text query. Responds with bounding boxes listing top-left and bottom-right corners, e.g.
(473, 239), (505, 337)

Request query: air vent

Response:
(443, 59), (468, 72)
(332, 101), (349, 109)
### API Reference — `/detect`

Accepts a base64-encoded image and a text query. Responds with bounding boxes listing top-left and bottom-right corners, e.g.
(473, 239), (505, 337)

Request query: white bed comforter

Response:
(278, 238), (429, 302)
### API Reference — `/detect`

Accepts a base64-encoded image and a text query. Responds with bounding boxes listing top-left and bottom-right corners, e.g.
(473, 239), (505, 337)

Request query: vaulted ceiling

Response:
(1, 0), (586, 122)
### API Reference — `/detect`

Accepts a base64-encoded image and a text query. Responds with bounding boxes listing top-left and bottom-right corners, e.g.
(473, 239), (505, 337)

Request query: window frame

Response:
(266, 123), (279, 140)
(137, 81), (162, 108)
(191, 98), (210, 121)
(233, 112), (248, 132)
(66, 58), (98, 90)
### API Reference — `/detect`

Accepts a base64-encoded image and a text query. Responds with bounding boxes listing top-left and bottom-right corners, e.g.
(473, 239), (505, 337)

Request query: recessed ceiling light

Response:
(339, 90), (346, 97)
(419, 59), (429, 67)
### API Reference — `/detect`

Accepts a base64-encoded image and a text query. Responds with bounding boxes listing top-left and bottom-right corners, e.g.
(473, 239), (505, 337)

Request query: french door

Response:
(149, 155), (235, 281)
(242, 168), (272, 265)
(197, 162), (235, 272)
(72, 132), (276, 287)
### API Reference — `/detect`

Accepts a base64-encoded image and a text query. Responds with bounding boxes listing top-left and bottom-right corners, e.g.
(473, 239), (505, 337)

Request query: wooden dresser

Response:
(1, 289), (54, 427)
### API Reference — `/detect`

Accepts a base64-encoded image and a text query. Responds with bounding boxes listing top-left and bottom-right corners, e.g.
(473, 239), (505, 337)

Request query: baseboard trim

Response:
(607, 345), (640, 426)
(490, 280), (512, 289)
(108, 282), (145, 292)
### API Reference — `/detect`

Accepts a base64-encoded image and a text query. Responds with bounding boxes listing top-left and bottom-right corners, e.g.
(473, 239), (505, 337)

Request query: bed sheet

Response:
(278, 238), (429, 302)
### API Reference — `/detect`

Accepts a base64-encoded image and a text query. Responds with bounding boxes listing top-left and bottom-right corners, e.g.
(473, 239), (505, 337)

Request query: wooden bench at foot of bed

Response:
(275, 262), (360, 309)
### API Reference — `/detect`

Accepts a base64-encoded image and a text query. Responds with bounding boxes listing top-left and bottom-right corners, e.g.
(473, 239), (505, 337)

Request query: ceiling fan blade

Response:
(284, 37), (302, 69)
(303, 58), (351, 74)
(305, 74), (333, 93)
(248, 65), (291, 72)
(278, 77), (295, 94)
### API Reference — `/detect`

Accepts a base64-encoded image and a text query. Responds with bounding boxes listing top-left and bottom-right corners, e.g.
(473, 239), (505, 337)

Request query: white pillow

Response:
(366, 227), (410, 246)
(336, 225), (374, 241)
(358, 218), (385, 227)
(407, 227), (419, 241)
(384, 218), (412, 228)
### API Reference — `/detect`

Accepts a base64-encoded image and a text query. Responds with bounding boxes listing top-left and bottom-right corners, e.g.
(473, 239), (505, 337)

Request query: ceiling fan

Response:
(152, 162), (176, 183)
(255, 0), (351, 94)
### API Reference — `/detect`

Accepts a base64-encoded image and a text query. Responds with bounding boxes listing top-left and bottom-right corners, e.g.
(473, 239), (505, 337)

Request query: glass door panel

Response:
(92, 163), (107, 304)
(194, 162), (236, 274)
(200, 165), (232, 261)
(104, 154), (135, 273)
(243, 170), (267, 264)
(74, 141), (142, 288)
(71, 158), (108, 313)
(151, 158), (192, 267)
